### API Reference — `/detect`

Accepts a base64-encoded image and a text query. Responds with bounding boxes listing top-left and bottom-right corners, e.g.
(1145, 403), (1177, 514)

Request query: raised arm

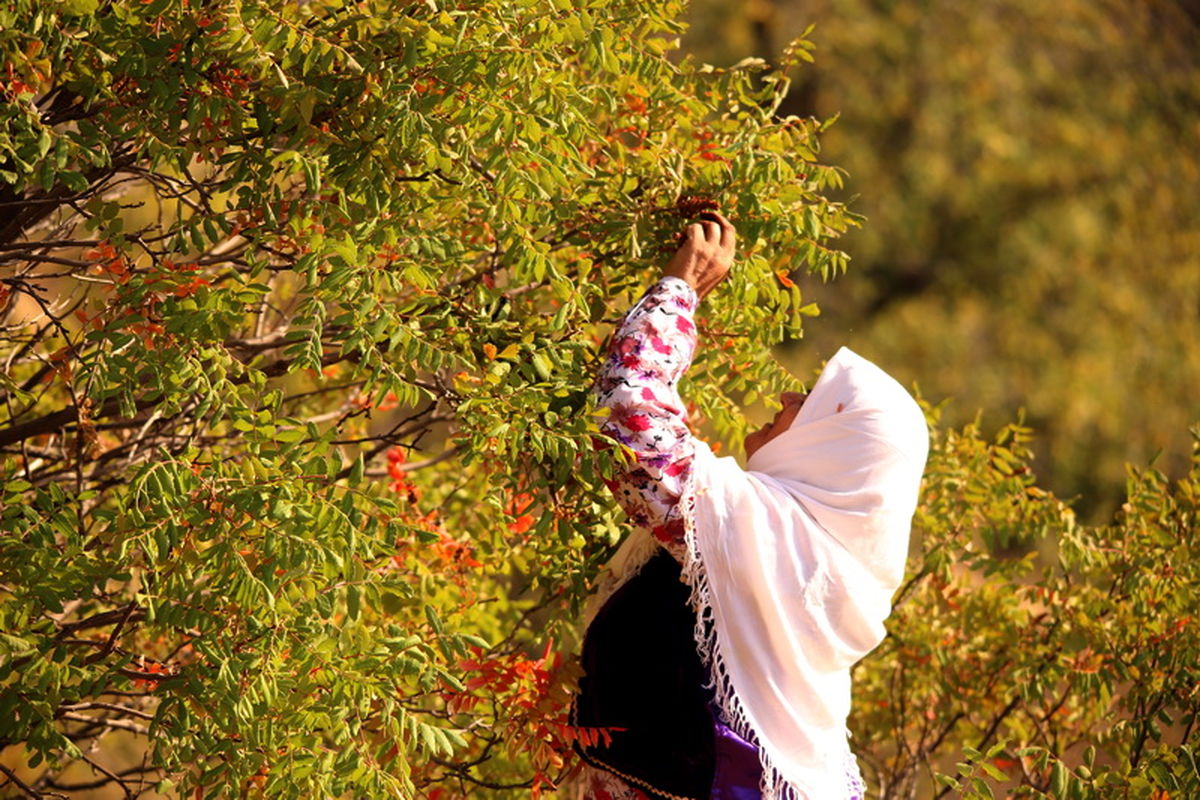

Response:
(594, 212), (735, 558)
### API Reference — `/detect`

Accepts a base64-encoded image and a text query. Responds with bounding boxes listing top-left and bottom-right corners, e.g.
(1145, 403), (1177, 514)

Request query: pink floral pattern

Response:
(594, 276), (699, 561)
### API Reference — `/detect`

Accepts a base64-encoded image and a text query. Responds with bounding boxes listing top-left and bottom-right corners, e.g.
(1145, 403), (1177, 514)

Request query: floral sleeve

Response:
(594, 276), (699, 557)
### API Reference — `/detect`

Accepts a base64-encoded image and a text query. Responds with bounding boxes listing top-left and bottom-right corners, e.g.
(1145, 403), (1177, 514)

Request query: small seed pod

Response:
(675, 194), (720, 219)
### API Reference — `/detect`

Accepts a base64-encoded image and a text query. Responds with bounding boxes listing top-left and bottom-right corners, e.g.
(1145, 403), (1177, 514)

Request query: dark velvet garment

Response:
(573, 549), (763, 799)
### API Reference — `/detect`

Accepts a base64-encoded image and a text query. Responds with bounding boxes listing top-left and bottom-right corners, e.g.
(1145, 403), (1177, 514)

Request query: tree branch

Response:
(59, 711), (150, 736)
(0, 761), (67, 799)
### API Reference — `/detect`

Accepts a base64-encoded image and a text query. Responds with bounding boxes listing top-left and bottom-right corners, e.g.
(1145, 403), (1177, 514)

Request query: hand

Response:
(663, 211), (736, 299)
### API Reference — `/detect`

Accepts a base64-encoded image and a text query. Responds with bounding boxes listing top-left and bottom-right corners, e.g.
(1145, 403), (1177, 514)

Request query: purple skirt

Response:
(711, 714), (763, 800)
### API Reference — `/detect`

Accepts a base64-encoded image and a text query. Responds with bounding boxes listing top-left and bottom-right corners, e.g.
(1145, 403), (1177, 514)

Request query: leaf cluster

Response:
(0, 0), (857, 795)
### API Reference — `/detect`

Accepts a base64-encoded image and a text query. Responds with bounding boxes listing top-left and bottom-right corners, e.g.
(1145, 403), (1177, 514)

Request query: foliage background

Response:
(684, 0), (1200, 522)
(0, 0), (1197, 798)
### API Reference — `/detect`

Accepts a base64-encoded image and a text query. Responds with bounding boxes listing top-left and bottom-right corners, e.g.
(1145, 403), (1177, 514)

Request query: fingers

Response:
(667, 210), (737, 299)
(696, 211), (736, 250)
(712, 211), (736, 251)
(683, 223), (724, 252)
(686, 220), (719, 245)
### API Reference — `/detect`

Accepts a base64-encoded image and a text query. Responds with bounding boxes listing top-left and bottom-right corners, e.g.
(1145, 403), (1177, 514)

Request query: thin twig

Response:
(59, 712), (150, 736)
(0, 761), (66, 799)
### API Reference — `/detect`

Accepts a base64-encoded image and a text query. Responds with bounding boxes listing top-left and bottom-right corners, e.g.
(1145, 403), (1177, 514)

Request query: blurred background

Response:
(681, 0), (1200, 522)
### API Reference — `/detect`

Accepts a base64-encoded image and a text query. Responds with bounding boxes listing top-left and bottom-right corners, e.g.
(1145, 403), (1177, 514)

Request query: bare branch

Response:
(56, 701), (155, 721)
(0, 761), (68, 799)
(0, 239), (99, 251)
(56, 604), (146, 637)
(42, 764), (161, 792)
(60, 711), (150, 737)
(80, 754), (136, 800)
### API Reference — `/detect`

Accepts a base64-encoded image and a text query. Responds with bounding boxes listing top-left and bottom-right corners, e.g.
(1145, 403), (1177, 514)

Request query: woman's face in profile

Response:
(744, 391), (808, 459)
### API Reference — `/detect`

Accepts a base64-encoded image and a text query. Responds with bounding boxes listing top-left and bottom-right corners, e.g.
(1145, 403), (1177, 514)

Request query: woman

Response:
(571, 212), (929, 799)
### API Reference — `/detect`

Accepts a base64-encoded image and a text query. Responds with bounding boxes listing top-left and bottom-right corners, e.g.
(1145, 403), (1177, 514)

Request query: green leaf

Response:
(59, 0), (98, 15)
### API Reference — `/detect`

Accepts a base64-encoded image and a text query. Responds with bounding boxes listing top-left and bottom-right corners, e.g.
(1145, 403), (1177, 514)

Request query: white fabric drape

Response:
(588, 347), (929, 799)
(681, 346), (929, 799)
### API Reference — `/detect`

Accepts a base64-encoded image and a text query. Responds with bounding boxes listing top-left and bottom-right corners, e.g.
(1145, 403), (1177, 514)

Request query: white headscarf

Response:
(588, 347), (929, 799)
